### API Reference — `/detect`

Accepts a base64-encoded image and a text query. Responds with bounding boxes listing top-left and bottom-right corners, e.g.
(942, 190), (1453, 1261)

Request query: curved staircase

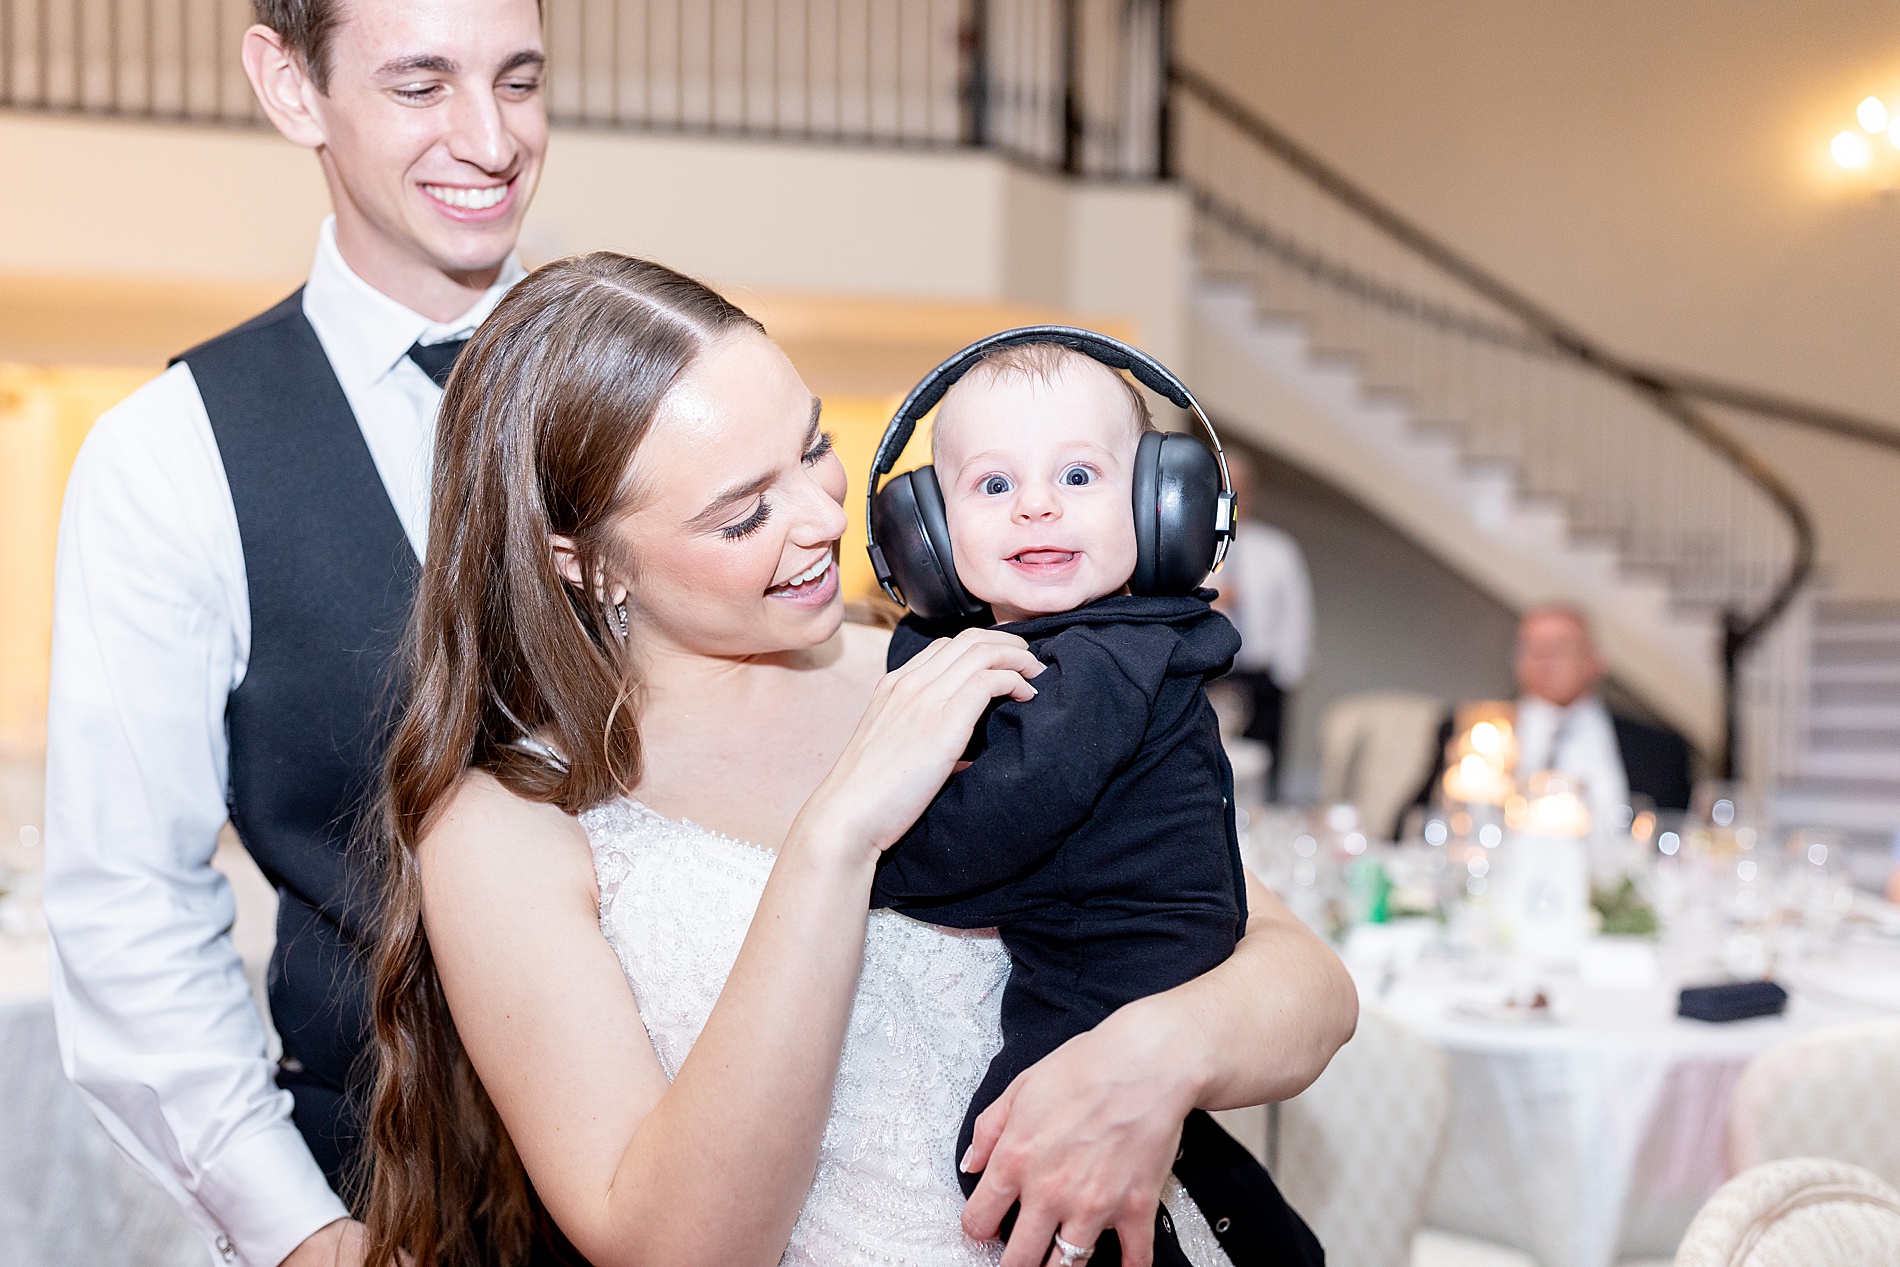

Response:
(1777, 601), (1900, 834)
(1188, 278), (1723, 746)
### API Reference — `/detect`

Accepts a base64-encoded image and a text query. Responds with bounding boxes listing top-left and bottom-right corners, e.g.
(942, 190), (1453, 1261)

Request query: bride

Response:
(362, 253), (1355, 1267)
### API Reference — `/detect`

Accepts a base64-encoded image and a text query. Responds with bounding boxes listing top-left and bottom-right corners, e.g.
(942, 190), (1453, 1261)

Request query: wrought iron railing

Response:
(3, 0), (1871, 774)
(542, 0), (1168, 177)
(0, 0), (1170, 173)
(0, 0), (259, 122)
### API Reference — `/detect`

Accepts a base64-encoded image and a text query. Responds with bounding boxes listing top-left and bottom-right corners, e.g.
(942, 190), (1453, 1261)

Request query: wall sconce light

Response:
(1834, 129), (1873, 169)
(1833, 94), (1900, 171)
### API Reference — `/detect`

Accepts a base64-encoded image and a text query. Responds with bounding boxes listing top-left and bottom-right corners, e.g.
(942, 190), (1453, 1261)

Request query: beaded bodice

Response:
(581, 798), (1234, 1267)
(584, 798), (1008, 1265)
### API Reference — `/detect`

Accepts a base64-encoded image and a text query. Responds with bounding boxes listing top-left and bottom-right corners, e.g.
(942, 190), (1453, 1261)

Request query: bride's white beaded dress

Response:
(582, 798), (1236, 1267)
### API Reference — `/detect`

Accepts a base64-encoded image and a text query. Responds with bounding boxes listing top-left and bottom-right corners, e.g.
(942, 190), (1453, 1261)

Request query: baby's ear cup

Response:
(869, 465), (988, 623)
(1130, 431), (1223, 596)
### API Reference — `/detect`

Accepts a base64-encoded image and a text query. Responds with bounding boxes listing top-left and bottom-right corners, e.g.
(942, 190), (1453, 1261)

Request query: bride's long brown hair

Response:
(363, 253), (762, 1266)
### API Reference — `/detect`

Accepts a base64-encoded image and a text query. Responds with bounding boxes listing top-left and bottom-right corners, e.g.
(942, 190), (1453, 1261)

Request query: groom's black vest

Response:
(176, 291), (417, 1195)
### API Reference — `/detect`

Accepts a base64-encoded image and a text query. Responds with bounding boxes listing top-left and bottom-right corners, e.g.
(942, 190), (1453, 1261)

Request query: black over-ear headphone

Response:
(866, 325), (1235, 624)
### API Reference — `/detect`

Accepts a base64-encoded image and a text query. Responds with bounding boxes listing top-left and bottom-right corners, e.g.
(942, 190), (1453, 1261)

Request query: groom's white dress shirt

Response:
(43, 218), (523, 1267)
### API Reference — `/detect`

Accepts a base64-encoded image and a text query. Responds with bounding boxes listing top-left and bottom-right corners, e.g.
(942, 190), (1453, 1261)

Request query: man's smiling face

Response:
(308, 0), (547, 285)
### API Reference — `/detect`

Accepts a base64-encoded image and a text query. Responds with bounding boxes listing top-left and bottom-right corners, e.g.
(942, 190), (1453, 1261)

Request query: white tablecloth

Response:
(1, 838), (276, 1267)
(1358, 934), (1900, 1267)
(0, 937), (205, 1267)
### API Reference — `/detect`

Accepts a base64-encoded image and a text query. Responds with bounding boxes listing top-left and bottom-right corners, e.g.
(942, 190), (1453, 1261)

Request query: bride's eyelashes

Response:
(722, 497), (772, 540)
(721, 431), (835, 541)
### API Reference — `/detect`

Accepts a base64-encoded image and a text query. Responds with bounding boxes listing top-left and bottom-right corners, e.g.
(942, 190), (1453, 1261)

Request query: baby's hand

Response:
(807, 628), (1042, 855)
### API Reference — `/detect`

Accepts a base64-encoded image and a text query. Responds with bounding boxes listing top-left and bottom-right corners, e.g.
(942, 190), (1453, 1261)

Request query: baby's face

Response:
(934, 358), (1140, 625)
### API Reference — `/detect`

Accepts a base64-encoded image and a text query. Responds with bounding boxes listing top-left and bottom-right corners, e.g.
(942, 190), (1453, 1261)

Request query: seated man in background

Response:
(1416, 603), (1694, 824)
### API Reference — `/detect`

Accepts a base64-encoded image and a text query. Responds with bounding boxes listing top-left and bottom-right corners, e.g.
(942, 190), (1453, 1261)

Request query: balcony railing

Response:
(0, 0), (1170, 174)
(1, 0), (258, 122)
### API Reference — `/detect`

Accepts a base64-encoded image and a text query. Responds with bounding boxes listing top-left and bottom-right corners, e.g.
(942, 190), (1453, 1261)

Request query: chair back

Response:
(1317, 692), (1445, 840)
(1674, 1157), (1900, 1267)
(1728, 1018), (1900, 1190)
(1252, 1009), (1448, 1267)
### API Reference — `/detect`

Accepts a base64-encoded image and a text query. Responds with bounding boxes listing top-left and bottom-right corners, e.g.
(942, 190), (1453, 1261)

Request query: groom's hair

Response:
(251, 0), (545, 93)
(250, 1), (347, 92)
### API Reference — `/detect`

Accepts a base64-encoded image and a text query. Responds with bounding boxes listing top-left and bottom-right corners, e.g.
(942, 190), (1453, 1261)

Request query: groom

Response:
(42, 2), (546, 1264)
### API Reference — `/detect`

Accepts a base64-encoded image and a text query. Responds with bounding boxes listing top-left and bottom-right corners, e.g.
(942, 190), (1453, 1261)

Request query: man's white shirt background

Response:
(1514, 693), (1632, 836)
(1225, 518), (1314, 690)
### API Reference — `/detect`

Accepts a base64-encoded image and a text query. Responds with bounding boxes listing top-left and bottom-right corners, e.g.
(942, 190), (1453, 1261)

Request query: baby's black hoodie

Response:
(873, 593), (1322, 1267)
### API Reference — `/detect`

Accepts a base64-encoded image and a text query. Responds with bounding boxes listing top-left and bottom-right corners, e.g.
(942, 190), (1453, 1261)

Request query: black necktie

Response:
(406, 336), (469, 388)
(1544, 706), (1573, 772)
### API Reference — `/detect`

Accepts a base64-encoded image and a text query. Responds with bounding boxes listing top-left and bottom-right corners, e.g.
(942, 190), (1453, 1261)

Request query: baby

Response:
(870, 341), (1282, 1264)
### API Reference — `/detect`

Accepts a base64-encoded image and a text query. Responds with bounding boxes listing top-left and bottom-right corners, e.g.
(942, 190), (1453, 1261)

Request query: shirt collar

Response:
(301, 215), (527, 392)
(1518, 694), (1609, 735)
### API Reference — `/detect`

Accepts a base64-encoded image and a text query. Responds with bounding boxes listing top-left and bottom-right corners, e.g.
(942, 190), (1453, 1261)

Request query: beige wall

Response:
(0, 114), (1186, 360)
(0, 366), (149, 753)
(1182, 0), (1900, 598)
(0, 115), (331, 283)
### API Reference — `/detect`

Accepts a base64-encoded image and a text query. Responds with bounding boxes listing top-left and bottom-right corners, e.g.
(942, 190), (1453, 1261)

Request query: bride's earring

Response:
(613, 601), (629, 639)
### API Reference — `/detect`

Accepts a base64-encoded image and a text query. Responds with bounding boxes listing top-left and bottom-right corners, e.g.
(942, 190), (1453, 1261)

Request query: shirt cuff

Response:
(193, 1123), (350, 1267)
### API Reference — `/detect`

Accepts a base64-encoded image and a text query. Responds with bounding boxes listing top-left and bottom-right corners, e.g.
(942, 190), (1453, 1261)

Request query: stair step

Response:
(1810, 727), (1900, 752)
(1780, 771), (1900, 795)
(1815, 682), (1900, 708)
(1814, 638), (1900, 667)
(1812, 663), (1900, 685)
(1795, 751), (1900, 781)
(1810, 704), (1900, 729)
(1819, 600), (1900, 625)
(1771, 788), (1900, 834)
(1808, 623), (1900, 645)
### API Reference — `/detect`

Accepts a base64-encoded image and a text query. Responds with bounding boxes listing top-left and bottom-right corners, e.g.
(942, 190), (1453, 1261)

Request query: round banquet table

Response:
(1348, 927), (1900, 1267)
(1, 838), (275, 1267)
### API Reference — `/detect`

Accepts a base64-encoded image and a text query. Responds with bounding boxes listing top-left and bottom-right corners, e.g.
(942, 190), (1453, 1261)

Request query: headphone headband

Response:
(865, 325), (1232, 602)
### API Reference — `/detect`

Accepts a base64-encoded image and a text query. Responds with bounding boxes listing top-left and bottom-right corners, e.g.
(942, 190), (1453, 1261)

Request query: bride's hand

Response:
(960, 994), (1207, 1267)
(801, 628), (1043, 861)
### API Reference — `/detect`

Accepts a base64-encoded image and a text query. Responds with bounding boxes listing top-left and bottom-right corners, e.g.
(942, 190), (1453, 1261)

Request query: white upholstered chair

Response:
(1674, 1158), (1900, 1267)
(1217, 1008), (1449, 1267)
(1316, 692), (1445, 841)
(1727, 1018), (1900, 1190)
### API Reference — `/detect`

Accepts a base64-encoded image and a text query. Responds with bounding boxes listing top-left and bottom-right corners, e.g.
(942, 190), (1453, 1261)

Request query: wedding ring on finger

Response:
(1052, 1232), (1095, 1266)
